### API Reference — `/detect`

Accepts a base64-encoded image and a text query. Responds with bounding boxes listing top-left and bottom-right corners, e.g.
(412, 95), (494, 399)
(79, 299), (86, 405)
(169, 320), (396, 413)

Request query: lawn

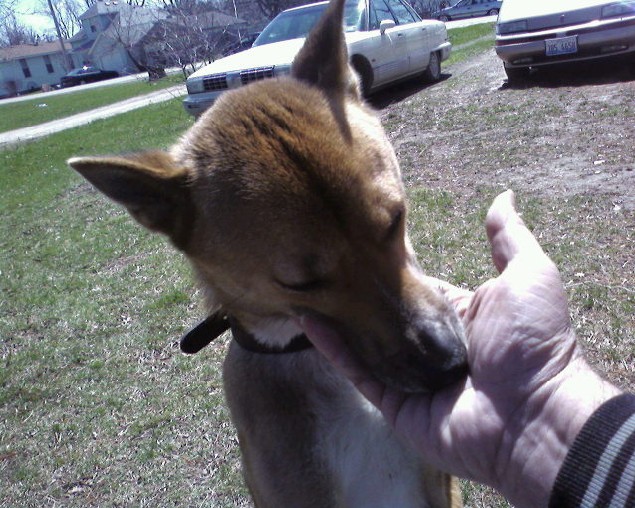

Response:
(0, 74), (184, 134)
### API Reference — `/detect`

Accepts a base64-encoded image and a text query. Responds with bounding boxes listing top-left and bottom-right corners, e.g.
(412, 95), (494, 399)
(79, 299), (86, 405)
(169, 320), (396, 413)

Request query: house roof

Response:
(79, 0), (129, 21)
(0, 40), (69, 62)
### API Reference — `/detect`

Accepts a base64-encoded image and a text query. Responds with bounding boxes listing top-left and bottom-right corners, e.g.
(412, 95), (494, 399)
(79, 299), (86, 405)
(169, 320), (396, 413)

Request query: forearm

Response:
(502, 360), (622, 507)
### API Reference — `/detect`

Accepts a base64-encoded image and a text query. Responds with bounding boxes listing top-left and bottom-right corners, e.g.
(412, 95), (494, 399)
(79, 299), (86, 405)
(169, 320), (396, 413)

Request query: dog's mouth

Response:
(304, 312), (468, 394)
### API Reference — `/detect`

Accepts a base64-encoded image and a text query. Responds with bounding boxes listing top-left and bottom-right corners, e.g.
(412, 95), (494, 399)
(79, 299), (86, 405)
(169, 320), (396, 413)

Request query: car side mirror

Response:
(379, 19), (396, 34)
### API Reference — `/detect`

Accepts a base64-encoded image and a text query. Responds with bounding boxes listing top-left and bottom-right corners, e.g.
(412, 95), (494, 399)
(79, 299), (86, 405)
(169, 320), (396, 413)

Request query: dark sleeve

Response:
(549, 393), (635, 508)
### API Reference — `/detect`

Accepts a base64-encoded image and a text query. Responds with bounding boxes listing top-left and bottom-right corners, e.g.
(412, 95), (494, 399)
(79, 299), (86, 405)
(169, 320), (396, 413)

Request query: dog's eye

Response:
(276, 278), (326, 293)
(386, 208), (405, 241)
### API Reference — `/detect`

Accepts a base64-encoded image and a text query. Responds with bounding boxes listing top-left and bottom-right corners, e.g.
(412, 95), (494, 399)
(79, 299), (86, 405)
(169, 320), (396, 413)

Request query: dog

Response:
(69, 0), (467, 506)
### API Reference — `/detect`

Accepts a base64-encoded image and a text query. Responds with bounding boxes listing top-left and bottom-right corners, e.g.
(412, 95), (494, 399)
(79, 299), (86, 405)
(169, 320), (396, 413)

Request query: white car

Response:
(183, 0), (451, 116)
(495, 0), (635, 81)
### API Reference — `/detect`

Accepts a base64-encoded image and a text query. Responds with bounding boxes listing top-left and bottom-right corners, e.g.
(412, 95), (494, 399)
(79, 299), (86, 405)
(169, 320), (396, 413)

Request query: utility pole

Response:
(46, 0), (74, 71)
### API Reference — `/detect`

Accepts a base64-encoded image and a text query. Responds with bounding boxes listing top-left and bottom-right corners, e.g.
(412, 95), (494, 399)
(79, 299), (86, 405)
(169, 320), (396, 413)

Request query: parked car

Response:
(495, 0), (635, 82)
(433, 0), (502, 22)
(60, 66), (120, 88)
(221, 32), (262, 56)
(183, 0), (451, 117)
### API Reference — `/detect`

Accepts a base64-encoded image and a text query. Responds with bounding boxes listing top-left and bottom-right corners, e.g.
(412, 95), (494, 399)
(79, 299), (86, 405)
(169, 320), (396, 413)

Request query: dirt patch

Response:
(374, 49), (635, 210)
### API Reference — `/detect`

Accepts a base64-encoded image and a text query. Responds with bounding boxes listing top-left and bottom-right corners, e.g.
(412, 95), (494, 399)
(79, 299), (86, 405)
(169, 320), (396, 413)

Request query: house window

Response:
(44, 55), (54, 73)
(19, 59), (31, 78)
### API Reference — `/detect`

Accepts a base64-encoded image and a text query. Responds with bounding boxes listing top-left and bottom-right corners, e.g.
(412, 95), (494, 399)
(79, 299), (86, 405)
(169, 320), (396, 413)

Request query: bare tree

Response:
(0, 11), (40, 47)
(99, 4), (170, 79)
(251, 0), (305, 19)
(149, 8), (236, 76)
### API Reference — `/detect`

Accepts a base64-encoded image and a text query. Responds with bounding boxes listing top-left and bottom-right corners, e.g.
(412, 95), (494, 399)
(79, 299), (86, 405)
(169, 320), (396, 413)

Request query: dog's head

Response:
(69, 0), (467, 393)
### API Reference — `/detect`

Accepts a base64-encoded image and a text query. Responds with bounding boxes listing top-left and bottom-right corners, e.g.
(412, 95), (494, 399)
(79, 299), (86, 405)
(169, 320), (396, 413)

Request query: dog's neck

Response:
(180, 311), (312, 355)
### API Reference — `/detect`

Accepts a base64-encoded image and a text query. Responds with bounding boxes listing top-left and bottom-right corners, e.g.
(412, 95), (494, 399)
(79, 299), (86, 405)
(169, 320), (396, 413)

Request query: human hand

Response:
(300, 190), (620, 507)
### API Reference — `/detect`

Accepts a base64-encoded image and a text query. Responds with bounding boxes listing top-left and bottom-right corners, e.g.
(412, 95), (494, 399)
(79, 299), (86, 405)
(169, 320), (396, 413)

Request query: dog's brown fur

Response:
(69, 0), (467, 506)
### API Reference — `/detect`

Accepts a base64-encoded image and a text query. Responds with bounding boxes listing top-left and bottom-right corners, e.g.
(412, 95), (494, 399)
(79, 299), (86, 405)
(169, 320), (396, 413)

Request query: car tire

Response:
(351, 55), (373, 97)
(504, 64), (530, 83)
(439, 15), (450, 22)
(487, 9), (499, 16)
(423, 52), (441, 82)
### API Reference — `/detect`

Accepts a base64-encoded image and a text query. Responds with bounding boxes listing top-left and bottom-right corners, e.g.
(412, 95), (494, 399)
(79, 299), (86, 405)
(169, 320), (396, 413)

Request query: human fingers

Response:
(486, 190), (552, 274)
(421, 275), (474, 319)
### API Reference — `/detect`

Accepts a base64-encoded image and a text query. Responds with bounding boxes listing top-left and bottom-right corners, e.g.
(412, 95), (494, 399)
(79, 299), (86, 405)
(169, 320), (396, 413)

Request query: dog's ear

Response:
(292, 0), (360, 102)
(68, 152), (194, 250)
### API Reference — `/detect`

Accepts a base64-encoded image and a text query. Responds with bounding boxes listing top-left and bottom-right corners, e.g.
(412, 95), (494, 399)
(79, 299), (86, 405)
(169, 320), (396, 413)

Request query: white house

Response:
(0, 41), (80, 98)
(0, 0), (247, 97)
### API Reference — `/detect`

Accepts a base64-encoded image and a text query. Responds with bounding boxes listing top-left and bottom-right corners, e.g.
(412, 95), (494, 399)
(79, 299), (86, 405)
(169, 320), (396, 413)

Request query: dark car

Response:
(60, 66), (120, 88)
(434, 0), (502, 21)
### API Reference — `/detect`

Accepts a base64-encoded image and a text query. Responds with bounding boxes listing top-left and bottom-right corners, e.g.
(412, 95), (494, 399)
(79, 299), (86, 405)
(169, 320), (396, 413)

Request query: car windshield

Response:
(253, 0), (366, 47)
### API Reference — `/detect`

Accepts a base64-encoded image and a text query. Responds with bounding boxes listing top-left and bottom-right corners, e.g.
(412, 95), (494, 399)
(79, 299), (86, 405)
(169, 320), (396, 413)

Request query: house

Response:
(0, 40), (79, 98)
(0, 0), (247, 97)
(68, 0), (248, 76)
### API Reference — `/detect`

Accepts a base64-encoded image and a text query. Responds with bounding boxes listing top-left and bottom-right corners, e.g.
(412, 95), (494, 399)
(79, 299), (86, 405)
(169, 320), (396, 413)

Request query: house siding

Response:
(0, 46), (76, 97)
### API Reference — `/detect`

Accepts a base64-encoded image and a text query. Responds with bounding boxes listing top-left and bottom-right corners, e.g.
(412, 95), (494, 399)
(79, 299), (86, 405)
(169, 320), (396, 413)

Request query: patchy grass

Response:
(0, 74), (184, 134)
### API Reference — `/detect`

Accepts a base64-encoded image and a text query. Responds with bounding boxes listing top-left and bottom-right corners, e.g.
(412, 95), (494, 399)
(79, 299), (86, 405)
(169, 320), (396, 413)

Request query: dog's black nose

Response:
(417, 319), (468, 388)
(419, 323), (467, 369)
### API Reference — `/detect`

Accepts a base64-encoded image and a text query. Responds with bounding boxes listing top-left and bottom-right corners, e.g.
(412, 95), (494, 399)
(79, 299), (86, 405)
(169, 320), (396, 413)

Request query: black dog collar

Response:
(180, 311), (313, 355)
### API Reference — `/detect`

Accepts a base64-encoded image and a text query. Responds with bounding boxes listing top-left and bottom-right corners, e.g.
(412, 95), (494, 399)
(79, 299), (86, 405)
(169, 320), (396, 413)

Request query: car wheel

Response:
(487, 9), (499, 16)
(504, 64), (530, 83)
(439, 15), (450, 22)
(423, 52), (441, 82)
(351, 55), (373, 97)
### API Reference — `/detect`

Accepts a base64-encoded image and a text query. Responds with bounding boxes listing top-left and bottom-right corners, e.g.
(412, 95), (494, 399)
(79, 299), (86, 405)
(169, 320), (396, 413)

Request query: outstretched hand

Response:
(301, 190), (620, 508)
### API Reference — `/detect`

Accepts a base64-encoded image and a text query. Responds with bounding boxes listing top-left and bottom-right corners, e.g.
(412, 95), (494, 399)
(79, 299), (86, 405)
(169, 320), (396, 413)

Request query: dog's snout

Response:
(419, 318), (466, 367)
(415, 320), (468, 389)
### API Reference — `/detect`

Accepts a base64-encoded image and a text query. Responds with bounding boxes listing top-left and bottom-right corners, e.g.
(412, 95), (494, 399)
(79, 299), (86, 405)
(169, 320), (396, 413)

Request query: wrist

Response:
(502, 357), (621, 507)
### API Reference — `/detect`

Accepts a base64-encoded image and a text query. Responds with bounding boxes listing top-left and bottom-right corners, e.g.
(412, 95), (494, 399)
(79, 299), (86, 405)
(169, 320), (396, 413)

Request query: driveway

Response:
(0, 84), (186, 149)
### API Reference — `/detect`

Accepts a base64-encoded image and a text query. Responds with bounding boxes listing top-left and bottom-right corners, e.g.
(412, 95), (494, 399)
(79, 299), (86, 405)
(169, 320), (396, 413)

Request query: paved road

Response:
(446, 14), (497, 29)
(0, 84), (186, 149)
(0, 68), (183, 105)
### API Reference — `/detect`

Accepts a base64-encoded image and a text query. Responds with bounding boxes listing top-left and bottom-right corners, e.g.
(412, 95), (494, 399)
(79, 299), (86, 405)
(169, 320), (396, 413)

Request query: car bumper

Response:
(437, 41), (452, 62)
(182, 91), (223, 117)
(496, 18), (635, 68)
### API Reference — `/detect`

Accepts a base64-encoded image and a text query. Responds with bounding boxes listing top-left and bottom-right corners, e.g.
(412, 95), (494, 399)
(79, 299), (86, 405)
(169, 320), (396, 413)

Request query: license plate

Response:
(545, 36), (578, 56)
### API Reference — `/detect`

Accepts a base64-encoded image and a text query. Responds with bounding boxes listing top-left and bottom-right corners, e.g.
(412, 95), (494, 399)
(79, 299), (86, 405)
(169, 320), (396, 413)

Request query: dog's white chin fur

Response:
(250, 317), (305, 348)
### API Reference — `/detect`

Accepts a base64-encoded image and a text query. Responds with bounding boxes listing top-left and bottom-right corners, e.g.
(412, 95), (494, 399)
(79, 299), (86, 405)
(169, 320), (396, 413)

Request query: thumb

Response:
(486, 190), (549, 274)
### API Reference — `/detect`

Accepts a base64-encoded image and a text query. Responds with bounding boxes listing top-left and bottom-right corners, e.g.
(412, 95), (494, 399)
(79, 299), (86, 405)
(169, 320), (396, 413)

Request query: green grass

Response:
(448, 22), (495, 48)
(446, 22), (496, 65)
(0, 74), (184, 134)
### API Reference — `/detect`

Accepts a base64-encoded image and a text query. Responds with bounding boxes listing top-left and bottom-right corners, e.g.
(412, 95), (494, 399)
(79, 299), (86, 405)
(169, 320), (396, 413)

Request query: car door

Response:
(384, 0), (429, 74)
(367, 0), (410, 84)
(451, 0), (474, 19)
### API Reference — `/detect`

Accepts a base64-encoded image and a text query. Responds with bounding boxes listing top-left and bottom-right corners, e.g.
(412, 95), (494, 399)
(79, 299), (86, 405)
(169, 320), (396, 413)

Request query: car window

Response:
(385, 0), (417, 23)
(253, 1), (365, 46)
(369, 0), (394, 29)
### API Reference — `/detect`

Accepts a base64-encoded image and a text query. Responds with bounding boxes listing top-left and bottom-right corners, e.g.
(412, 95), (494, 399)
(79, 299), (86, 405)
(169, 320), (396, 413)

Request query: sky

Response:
(15, 0), (56, 34)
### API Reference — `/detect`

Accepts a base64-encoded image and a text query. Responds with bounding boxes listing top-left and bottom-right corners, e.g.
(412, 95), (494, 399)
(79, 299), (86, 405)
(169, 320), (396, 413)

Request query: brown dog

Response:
(69, 0), (467, 505)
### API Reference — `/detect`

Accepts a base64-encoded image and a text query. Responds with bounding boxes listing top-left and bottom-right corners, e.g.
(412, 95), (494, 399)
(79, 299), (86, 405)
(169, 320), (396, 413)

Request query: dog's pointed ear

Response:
(68, 152), (194, 250)
(292, 0), (360, 101)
